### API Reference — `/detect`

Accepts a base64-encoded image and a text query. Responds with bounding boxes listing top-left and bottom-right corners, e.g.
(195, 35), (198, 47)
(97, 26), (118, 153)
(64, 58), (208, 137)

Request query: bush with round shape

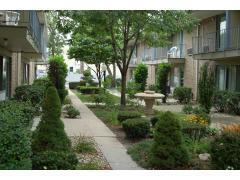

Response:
(117, 111), (142, 123)
(211, 124), (240, 170)
(32, 150), (78, 170)
(122, 118), (150, 139)
(33, 77), (52, 91)
(173, 87), (192, 104)
(182, 104), (193, 114)
(150, 111), (189, 169)
(31, 86), (77, 169)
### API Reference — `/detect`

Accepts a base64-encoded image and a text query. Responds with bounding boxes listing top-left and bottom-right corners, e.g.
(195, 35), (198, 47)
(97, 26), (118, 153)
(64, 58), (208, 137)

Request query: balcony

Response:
(192, 26), (240, 60)
(0, 10), (46, 59)
(167, 44), (186, 64)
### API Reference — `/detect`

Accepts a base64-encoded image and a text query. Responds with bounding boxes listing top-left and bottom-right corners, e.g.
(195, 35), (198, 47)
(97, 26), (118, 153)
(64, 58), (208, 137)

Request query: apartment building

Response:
(127, 10), (240, 99)
(192, 10), (240, 93)
(0, 10), (48, 101)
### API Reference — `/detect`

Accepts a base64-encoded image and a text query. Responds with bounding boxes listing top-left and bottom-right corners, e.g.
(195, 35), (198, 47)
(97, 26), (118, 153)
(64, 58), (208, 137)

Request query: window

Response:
(69, 67), (73, 72)
(216, 65), (240, 92)
(216, 13), (226, 50)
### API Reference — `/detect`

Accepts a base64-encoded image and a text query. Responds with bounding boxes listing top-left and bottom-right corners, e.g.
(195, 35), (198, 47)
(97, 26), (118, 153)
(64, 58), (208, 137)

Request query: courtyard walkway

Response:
(62, 90), (142, 170)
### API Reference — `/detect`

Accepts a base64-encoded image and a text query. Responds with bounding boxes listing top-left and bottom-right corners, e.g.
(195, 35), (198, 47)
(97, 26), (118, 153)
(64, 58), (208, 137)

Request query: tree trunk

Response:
(120, 70), (127, 107)
(112, 63), (116, 88)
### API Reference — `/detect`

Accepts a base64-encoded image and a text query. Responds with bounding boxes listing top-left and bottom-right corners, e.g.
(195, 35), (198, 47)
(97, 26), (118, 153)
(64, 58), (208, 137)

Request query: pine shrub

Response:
(173, 87), (192, 104)
(134, 63), (148, 91)
(156, 63), (171, 103)
(31, 86), (77, 169)
(198, 63), (215, 113)
(150, 111), (189, 169)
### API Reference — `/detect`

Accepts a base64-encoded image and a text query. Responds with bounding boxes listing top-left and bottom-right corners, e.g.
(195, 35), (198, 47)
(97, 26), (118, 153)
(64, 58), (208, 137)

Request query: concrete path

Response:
(63, 90), (143, 170)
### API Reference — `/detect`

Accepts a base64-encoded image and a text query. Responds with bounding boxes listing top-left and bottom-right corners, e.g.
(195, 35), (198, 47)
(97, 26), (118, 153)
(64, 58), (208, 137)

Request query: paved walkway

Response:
(63, 90), (142, 170)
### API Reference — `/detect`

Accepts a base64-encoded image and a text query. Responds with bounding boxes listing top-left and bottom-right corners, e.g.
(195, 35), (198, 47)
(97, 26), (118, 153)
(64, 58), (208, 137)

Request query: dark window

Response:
(70, 67), (73, 72)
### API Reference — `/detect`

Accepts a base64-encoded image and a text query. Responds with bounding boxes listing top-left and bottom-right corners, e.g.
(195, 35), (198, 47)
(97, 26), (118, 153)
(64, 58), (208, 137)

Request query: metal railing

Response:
(167, 43), (186, 58)
(0, 10), (46, 55)
(192, 26), (240, 54)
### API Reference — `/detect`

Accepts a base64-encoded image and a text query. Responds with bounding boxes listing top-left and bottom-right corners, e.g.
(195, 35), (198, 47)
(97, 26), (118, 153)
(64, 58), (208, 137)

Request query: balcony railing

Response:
(192, 26), (240, 54)
(167, 44), (185, 58)
(0, 10), (46, 55)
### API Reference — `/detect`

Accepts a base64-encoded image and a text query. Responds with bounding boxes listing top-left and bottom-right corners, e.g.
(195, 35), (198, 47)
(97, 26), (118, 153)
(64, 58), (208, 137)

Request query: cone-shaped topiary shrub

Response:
(150, 111), (189, 169)
(31, 86), (78, 169)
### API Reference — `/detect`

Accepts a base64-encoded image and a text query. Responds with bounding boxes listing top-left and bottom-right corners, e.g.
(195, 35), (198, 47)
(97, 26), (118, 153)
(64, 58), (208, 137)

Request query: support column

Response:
(11, 52), (22, 97)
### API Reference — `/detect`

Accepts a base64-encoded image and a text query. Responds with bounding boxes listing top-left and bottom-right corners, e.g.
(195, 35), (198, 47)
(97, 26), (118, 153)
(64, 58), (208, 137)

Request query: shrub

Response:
(33, 77), (52, 91)
(117, 111), (142, 123)
(0, 100), (36, 127)
(150, 116), (160, 127)
(122, 118), (150, 139)
(134, 63), (148, 91)
(156, 63), (171, 103)
(48, 55), (68, 103)
(65, 105), (80, 118)
(198, 63), (215, 113)
(32, 86), (77, 169)
(82, 69), (93, 85)
(182, 104), (193, 114)
(211, 124), (240, 170)
(77, 86), (103, 94)
(213, 90), (228, 113)
(213, 90), (240, 115)
(150, 111), (189, 169)
(32, 151), (78, 170)
(73, 136), (96, 154)
(0, 102), (32, 170)
(64, 96), (72, 105)
(225, 91), (240, 115)
(14, 85), (45, 105)
(69, 82), (80, 89)
(126, 81), (141, 99)
(173, 87), (192, 104)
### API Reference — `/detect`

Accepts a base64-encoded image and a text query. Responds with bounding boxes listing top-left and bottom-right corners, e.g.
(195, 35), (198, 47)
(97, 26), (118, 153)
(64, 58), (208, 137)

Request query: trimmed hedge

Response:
(117, 111), (142, 123)
(77, 86), (103, 94)
(69, 81), (86, 89)
(14, 85), (45, 105)
(0, 100), (34, 170)
(122, 118), (150, 139)
(173, 87), (192, 104)
(32, 151), (78, 170)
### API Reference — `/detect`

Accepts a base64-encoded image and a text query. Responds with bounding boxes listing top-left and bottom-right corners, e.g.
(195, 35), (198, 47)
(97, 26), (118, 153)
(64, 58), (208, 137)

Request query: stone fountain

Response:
(135, 90), (164, 115)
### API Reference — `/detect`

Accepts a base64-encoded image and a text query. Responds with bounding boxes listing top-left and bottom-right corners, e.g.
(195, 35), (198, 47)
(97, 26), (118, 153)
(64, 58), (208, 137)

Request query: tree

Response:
(134, 63), (148, 91)
(198, 63), (215, 113)
(156, 63), (171, 103)
(47, 55), (68, 103)
(57, 10), (197, 106)
(47, 11), (66, 56)
(68, 33), (114, 87)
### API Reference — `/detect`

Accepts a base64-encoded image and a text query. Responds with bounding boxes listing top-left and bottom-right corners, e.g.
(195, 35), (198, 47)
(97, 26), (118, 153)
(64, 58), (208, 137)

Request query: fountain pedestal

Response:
(135, 91), (164, 115)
